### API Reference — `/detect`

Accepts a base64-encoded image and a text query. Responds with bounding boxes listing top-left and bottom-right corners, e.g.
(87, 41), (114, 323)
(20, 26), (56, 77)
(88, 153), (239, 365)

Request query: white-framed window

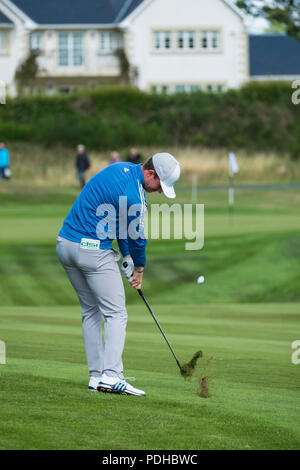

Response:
(30, 33), (42, 52)
(0, 31), (8, 54)
(73, 33), (83, 65)
(58, 32), (84, 67)
(152, 85), (170, 94)
(99, 31), (119, 53)
(46, 83), (55, 96)
(152, 84), (224, 94)
(177, 31), (195, 49)
(175, 85), (198, 93)
(58, 33), (68, 66)
(153, 31), (172, 50)
(201, 31), (220, 51)
(175, 85), (186, 93)
(59, 86), (76, 94)
(206, 84), (224, 92)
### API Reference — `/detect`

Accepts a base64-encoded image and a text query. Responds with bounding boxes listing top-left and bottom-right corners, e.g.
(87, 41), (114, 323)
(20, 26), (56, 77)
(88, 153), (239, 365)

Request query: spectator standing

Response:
(0, 142), (11, 180)
(127, 148), (143, 165)
(76, 145), (90, 188)
(109, 151), (120, 165)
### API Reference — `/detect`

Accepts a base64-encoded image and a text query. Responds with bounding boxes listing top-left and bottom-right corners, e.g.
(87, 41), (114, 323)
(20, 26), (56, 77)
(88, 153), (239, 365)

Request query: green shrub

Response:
(0, 121), (31, 140)
(0, 83), (298, 157)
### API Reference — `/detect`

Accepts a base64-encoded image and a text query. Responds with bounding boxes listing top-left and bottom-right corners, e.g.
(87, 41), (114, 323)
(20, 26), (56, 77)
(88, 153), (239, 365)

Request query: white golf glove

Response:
(121, 256), (134, 280)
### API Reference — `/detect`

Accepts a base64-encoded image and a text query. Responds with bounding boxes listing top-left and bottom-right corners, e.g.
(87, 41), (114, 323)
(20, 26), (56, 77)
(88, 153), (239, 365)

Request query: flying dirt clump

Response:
(197, 356), (214, 398)
(198, 376), (210, 398)
(180, 350), (203, 379)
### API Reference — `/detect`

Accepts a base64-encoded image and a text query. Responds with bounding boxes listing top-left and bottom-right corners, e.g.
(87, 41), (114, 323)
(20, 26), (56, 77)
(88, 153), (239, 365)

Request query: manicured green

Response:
(0, 182), (299, 449)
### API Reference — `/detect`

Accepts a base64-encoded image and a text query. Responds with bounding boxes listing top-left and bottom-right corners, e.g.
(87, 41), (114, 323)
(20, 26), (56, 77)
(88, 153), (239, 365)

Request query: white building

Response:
(0, 0), (257, 97)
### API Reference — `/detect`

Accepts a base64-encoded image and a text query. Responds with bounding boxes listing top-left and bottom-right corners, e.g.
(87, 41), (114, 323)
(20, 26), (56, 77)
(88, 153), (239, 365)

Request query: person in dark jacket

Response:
(127, 148), (143, 165)
(76, 145), (90, 188)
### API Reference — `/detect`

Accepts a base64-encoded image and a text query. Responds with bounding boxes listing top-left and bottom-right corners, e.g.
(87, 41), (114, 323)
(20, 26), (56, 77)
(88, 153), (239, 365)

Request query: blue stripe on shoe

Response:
(112, 381), (127, 393)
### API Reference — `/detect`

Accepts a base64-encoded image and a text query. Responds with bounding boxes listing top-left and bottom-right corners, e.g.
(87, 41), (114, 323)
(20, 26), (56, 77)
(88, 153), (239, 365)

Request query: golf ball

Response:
(197, 275), (205, 284)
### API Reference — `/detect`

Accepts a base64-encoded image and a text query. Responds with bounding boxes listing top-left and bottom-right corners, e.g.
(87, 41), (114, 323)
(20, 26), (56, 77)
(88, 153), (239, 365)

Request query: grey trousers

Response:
(56, 236), (127, 379)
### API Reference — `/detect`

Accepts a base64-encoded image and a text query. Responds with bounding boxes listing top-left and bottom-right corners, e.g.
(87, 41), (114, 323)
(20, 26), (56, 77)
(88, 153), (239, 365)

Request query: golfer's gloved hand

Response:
(121, 256), (134, 279)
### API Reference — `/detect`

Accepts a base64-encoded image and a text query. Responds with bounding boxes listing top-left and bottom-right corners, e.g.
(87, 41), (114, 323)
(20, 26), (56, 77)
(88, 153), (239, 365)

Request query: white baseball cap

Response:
(152, 153), (180, 199)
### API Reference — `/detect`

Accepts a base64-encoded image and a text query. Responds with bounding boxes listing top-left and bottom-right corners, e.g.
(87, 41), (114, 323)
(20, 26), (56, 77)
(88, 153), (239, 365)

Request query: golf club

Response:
(137, 289), (183, 373)
(123, 262), (202, 378)
(137, 290), (203, 379)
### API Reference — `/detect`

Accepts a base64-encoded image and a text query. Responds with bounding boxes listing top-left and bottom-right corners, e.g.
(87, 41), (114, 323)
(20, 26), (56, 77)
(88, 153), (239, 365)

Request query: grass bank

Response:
(2, 142), (300, 188)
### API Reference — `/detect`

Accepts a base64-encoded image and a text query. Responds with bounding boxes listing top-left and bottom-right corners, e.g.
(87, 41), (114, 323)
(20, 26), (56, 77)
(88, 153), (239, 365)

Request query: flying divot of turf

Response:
(196, 356), (214, 398)
(198, 376), (210, 398)
(180, 350), (203, 379)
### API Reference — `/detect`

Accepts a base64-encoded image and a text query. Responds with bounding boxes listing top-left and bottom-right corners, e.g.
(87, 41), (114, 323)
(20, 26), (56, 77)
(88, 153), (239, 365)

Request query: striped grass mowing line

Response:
(0, 245), (77, 306)
(0, 228), (300, 306)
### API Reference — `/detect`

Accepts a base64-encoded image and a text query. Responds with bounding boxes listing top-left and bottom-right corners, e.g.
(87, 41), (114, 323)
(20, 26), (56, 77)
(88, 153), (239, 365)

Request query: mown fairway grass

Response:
(1, 303), (300, 450)
(0, 181), (299, 449)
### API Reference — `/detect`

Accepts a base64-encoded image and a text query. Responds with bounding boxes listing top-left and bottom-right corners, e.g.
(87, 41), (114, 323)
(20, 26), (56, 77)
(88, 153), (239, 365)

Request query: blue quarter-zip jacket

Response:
(59, 162), (147, 267)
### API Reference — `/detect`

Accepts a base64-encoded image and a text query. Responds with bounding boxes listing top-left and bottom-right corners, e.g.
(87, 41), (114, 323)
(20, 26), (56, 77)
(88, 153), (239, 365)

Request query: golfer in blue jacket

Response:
(0, 142), (10, 179)
(57, 153), (180, 396)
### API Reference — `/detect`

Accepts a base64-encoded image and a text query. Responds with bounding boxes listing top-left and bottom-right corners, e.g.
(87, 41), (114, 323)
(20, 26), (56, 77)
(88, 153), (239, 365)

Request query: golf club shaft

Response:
(137, 289), (182, 371)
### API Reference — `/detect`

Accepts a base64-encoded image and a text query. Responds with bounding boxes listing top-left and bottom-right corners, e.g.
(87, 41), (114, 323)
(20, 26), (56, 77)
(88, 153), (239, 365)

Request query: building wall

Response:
(0, 0), (123, 96)
(1, 0), (250, 96)
(0, 7), (27, 96)
(32, 29), (121, 80)
(125, 0), (248, 91)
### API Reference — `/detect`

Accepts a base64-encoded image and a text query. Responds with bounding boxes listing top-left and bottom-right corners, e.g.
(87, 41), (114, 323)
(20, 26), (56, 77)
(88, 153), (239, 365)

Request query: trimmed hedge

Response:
(0, 82), (299, 157)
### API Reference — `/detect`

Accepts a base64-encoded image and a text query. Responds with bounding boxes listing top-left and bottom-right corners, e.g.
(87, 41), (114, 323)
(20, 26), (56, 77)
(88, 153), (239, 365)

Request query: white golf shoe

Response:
(97, 373), (146, 396)
(88, 376), (101, 391)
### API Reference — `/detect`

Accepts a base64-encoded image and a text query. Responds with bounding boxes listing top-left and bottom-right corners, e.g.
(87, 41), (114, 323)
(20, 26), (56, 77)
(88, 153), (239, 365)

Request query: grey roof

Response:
(10, 0), (145, 24)
(250, 34), (300, 76)
(0, 11), (13, 24)
(117, 0), (144, 21)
